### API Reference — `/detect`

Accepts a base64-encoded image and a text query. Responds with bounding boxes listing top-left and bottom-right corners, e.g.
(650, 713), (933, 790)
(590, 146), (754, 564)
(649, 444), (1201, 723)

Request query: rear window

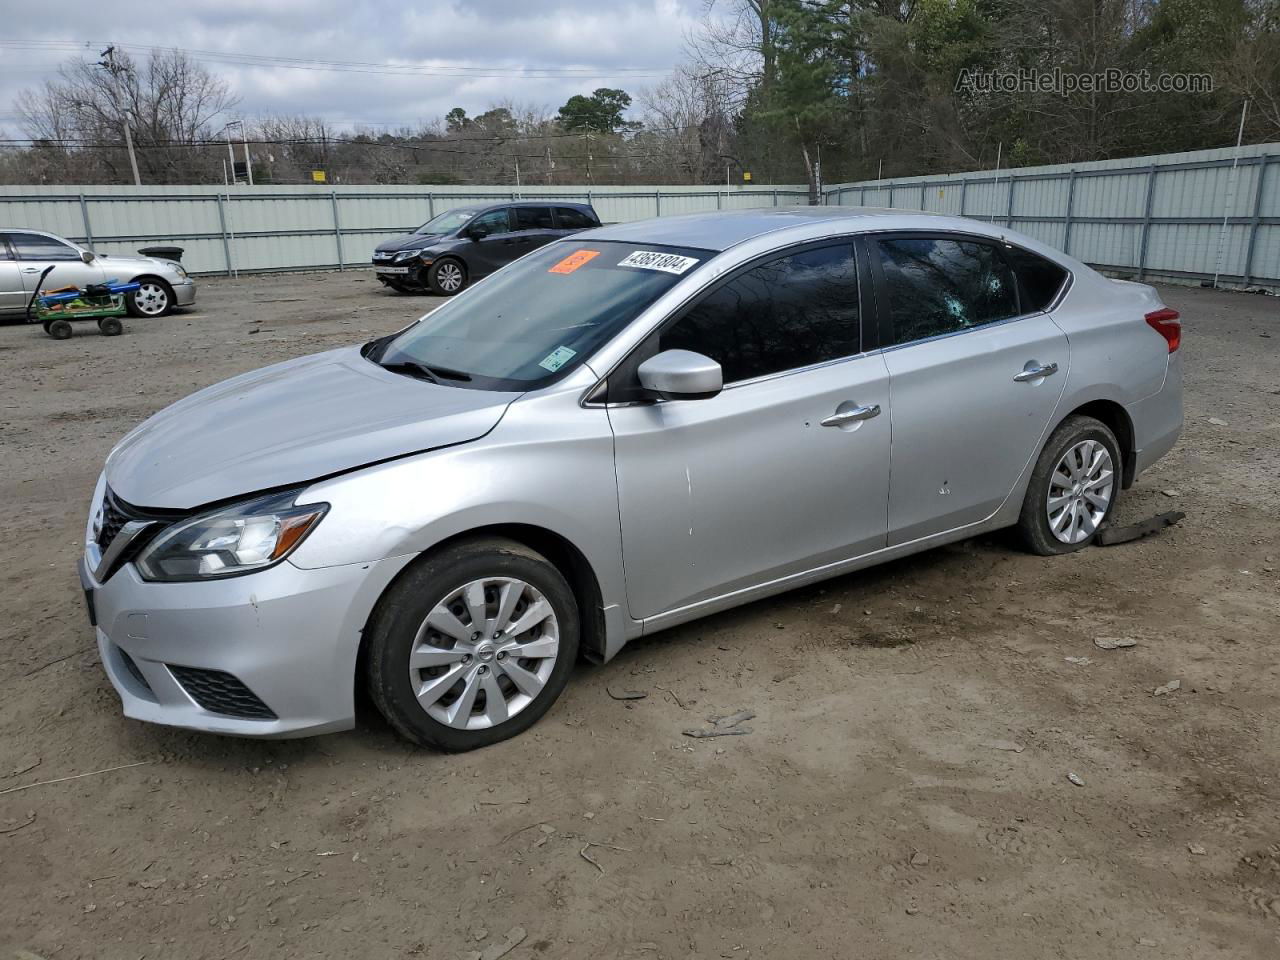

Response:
(373, 240), (710, 390)
(1004, 246), (1069, 311)
(555, 207), (597, 229)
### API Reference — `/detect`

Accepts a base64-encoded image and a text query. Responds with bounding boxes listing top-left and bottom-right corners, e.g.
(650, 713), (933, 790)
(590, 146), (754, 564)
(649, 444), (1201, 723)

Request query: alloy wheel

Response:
(407, 577), (559, 730)
(435, 262), (463, 292)
(1046, 438), (1114, 544)
(133, 282), (170, 316)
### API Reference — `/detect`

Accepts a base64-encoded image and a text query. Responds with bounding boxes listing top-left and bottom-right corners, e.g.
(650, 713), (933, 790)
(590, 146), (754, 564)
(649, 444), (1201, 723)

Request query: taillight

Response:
(1145, 307), (1181, 353)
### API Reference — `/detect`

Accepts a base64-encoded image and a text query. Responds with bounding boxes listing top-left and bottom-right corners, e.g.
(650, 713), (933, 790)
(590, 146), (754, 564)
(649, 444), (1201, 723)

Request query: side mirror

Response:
(465, 226), (487, 241)
(637, 349), (723, 401)
(81, 250), (95, 263)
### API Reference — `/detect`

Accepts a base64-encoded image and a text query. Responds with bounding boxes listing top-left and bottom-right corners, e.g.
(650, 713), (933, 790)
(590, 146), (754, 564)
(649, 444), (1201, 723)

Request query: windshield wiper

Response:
(379, 359), (472, 383)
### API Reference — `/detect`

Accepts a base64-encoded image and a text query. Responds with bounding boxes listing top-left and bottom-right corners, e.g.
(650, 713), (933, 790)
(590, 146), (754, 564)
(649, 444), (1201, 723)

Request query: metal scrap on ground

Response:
(683, 710), (755, 739)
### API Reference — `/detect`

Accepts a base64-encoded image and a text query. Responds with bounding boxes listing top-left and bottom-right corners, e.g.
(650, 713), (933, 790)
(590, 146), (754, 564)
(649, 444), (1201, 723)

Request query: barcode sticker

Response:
(617, 250), (699, 275)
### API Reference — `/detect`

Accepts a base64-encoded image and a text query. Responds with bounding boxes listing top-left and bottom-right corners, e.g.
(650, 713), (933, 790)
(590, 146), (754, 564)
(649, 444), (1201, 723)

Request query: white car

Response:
(0, 229), (196, 318)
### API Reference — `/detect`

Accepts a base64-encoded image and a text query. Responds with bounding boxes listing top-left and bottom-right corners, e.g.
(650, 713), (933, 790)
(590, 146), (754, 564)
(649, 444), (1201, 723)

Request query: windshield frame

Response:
(412, 206), (483, 237)
(367, 239), (716, 392)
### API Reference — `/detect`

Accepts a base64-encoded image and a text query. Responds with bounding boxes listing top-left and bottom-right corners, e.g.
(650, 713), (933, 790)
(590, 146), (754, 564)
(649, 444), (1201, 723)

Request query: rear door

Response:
(510, 206), (559, 253)
(10, 231), (104, 295)
(869, 233), (1069, 545)
(607, 241), (891, 621)
(0, 235), (26, 315)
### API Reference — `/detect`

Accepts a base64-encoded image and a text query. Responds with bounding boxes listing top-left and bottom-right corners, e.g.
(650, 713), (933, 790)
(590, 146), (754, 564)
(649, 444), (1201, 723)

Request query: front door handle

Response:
(821, 403), (881, 427)
(1013, 361), (1059, 382)
(21, 267), (40, 273)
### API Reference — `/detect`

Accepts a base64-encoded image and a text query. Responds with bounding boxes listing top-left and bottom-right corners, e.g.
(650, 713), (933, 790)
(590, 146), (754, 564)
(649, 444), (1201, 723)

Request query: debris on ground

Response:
(1154, 679), (1182, 697)
(683, 710), (755, 739)
(1067, 772), (1085, 787)
(1064, 656), (1093, 665)
(984, 740), (1025, 753)
(460, 925), (527, 960)
(606, 687), (647, 701)
(1094, 636), (1138, 650)
(1160, 489), (1181, 497)
(1095, 511), (1185, 546)
(1207, 417), (1228, 426)
(1188, 843), (1207, 855)
(909, 851), (930, 866)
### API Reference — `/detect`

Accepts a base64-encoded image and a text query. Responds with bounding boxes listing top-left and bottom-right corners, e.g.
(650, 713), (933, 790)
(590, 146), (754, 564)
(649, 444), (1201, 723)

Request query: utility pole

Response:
(584, 132), (593, 186)
(545, 145), (553, 185)
(98, 46), (141, 186)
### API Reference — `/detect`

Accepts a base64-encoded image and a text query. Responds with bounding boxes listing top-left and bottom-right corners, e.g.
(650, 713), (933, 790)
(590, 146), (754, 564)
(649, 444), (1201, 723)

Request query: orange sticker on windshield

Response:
(548, 249), (600, 274)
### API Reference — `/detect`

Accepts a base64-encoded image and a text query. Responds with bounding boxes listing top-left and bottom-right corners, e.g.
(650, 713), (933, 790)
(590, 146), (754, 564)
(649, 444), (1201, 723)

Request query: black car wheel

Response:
(428, 259), (467, 296)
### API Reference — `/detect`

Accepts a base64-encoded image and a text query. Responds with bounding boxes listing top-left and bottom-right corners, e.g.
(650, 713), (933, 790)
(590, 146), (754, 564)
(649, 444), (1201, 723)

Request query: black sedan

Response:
(371, 201), (601, 296)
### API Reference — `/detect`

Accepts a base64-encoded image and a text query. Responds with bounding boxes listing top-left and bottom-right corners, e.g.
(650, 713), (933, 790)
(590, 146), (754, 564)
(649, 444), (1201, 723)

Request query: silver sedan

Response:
(80, 208), (1182, 750)
(0, 229), (195, 318)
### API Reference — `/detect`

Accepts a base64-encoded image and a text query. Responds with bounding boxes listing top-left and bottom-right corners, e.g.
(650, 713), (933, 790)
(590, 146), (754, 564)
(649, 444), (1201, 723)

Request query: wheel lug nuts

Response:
(492, 633), (501, 640)
(471, 632), (481, 641)
(461, 654), (472, 664)
(478, 665), (488, 676)
(496, 651), (507, 660)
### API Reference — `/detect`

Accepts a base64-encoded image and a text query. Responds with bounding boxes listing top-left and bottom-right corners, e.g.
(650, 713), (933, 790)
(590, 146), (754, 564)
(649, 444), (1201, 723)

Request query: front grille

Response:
(372, 252), (393, 262)
(97, 492), (130, 551)
(168, 666), (277, 720)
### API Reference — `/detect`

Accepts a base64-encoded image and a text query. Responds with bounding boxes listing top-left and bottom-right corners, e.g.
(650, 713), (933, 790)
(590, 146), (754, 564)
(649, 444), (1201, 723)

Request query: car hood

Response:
(374, 232), (449, 253)
(94, 254), (169, 269)
(105, 345), (519, 510)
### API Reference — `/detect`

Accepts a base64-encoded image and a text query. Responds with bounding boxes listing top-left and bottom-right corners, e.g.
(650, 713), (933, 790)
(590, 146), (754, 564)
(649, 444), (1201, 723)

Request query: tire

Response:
(98, 317), (124, 336)
(366, 537), (579, 751)
(427, 258), (467, 296)
(47, 318), (72, 340)
(1017, 415), (1121, 555)
(125, 278), (173, 317)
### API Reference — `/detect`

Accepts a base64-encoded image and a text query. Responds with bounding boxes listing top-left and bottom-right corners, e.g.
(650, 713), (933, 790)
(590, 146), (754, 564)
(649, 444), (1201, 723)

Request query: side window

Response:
(555, 207), (596, 229)
(1003, 245), (1068, 312)
(875, 237), (1019, 346)
(9, 232), (80, 262)
(0, 236), (13, 260)
(469, 209), (511, 237)
(513, 206), (554, 230)
(659, 244), (861, 384)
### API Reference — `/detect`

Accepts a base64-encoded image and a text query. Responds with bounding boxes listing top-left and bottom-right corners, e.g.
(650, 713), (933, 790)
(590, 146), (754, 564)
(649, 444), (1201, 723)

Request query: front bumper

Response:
(171, 278), (197, 307)
(82, 552), (412, 738)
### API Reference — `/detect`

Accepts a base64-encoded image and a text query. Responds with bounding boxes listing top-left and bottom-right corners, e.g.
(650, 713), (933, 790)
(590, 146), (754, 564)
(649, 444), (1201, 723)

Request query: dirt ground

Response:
(1, 270), (1278, 960)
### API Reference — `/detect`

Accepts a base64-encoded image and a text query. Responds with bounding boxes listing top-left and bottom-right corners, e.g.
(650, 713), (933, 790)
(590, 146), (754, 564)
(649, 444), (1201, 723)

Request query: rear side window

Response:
(9, 232), (80, 261)
(875, 237), (1019, 347)
(513, 206), (555, 230)
(0, 237), (12, 260)
(1004, 245), (1068, 311)
(555, 207), (597, 229)
(660, 244), (861, 384)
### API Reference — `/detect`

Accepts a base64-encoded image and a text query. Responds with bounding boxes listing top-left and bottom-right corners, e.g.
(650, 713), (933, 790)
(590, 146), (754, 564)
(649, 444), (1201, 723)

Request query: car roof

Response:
(585, 206), (1011, 253)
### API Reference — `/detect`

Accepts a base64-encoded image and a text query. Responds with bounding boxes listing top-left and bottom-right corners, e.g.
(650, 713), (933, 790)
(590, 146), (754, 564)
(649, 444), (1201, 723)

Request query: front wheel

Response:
(366, 538), (579, 751)
(426, 258), (467, 296)
(1017, 415), (1121, 555)
(126, 278), (173, 317)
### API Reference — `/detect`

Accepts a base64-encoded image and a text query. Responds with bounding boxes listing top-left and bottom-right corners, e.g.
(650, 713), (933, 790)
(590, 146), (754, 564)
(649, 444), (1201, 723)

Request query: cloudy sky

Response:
(0, 0), (714, 135)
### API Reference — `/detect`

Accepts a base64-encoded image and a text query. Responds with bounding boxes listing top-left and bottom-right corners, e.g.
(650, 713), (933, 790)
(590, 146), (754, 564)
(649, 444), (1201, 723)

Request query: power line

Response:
(0, 39), (673, 80)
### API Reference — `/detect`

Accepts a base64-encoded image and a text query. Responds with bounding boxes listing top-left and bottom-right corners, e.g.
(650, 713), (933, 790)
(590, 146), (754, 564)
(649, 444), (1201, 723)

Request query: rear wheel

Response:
(126, 278), (173, 317)
(1017, 415), (1121, 555)
(366, 537), (579, 751)
(47, 318), (72, 340)
(427, 258), (467, 296)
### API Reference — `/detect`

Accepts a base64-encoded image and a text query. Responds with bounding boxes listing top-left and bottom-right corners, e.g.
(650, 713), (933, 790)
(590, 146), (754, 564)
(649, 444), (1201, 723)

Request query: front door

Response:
(868, 234), (1069, 545)
(608, 242), (891, 621)
(463, 208), (518, 279)
(10, 231), (104, 296)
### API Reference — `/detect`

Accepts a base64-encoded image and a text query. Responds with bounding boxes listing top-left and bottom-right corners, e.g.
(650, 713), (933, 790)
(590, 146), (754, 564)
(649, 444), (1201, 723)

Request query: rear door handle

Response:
(1013, 361), (1059, 382)
(821, 403), (881, 427)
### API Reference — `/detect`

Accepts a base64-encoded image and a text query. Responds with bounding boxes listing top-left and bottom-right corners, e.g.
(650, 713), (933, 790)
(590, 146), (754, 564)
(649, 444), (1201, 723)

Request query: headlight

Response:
(392, 248), (426, 262)
(135, 490), (328, 582)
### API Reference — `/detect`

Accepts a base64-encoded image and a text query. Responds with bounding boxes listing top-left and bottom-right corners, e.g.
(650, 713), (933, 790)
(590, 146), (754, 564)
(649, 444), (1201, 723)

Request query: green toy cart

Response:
(26, 265), (138, 340)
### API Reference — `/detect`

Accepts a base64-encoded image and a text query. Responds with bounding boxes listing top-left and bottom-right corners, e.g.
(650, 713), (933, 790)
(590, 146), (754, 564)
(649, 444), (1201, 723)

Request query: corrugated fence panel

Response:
(824, 142), (1280, 288)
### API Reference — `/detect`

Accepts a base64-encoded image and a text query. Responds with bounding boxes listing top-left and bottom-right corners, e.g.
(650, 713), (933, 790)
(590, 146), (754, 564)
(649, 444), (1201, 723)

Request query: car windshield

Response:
(413, 209), (478, 235)
(372, 240), (712, 390)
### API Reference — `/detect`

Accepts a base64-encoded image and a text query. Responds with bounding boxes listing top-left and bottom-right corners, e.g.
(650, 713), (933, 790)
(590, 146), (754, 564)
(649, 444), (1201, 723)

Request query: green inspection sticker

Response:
(538, 345), (577, 372)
